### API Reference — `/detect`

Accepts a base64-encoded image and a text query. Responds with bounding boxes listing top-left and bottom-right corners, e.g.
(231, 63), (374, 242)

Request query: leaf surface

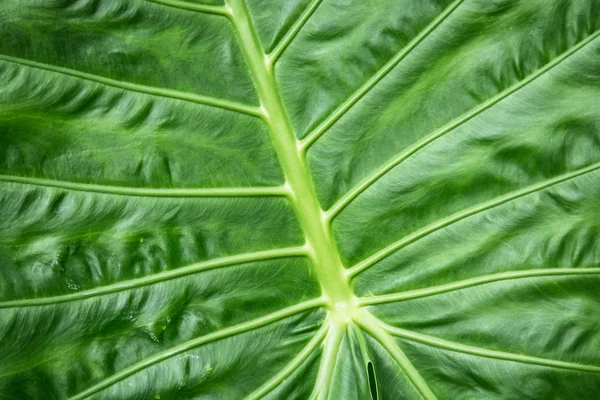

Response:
(1, 0), (600, 398)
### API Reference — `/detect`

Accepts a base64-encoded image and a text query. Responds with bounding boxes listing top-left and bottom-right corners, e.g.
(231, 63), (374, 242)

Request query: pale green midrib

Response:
(299, 0), (464, 151)
(326, 29), (600, 220)
(355, 310), (438, 400)
(349, 161), (600, 277)
(358, 268), (600, 306)
(0, 174), (286, 198)
(267, 0), (324, 67)
(311, 323), (345, 400)
(245, 324), (329, 400)
(145, 0), (229, 15)
(382, 323), (600, 373)
(0, 54), (261, 117)
(226, 0), (353, 306)
(0, 247), (306, 309)
(68, 298), (325, 400)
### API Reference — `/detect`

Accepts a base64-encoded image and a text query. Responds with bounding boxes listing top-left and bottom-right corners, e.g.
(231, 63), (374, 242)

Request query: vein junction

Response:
(226, 0), (354, 312)
(224, 1), (434, 398)
(221, 2), (600, 398)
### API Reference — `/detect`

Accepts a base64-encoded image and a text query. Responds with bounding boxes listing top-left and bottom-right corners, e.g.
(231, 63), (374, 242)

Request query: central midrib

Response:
(227, 0), (353, 309)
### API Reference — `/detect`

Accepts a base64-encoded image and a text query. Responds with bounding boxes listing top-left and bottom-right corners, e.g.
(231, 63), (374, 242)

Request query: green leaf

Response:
(1, 0), (600, 398)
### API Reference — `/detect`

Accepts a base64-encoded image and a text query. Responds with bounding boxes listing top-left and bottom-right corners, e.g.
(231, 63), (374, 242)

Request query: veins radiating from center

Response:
(224, 2), (442, 399)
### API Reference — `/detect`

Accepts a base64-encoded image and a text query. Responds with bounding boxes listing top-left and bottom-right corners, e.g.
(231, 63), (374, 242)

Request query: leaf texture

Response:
(1, 0), (600, 399)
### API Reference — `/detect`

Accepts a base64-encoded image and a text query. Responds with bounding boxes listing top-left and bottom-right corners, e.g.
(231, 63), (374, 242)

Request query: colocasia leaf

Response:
(1, 0), (600, 398)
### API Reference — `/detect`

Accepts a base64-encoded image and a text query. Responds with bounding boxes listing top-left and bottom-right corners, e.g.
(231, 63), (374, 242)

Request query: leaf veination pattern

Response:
(0, 174), (287, 198)
(0, 247), (306, 309)
(357, 268), (600, 306)
(323, 29), (600, 221)
(349, 161), (600, 278)
(298, 0), (465, 152)
(2, 0), (600, 399)
(68, 299), (326, 400)
(0, 54), (262, 117)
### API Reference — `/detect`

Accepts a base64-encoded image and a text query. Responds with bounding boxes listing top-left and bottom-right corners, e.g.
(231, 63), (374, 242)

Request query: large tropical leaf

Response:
(1, 0), (600, 398)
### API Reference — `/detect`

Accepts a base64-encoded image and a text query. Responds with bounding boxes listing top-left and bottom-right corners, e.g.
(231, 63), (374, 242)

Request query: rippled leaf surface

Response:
(1, 0), (600, 399)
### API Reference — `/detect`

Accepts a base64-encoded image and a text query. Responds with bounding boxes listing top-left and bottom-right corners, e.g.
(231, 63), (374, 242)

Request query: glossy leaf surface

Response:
(1, 0), (600, 398)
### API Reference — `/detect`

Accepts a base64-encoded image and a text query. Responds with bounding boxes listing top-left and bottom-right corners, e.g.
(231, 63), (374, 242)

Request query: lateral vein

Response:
(327, 29), (600, 220)
(382, 323), (600, 373)
(355, 310), (438, 400)
(68, 298), (326, 400)
(358, 268), (600, 306)
(0, 247), (307, 308)
(246, 324), (329, 400)
(0, 54), (262, 117)
(349, 161), (600, 277)
(299, 0), (464, 151)
(0, 174), (287, 198)
(268, 0), (324, 67)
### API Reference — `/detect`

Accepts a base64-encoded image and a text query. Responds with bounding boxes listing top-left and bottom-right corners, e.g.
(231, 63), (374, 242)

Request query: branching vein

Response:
(382, 323), (600, 373)
(0, 247), (307, 308)
(68, 298), (325, 400)
(247, 324), (329, 400)
(3, 0), (595, 398)
(326, 29), (600, 220)
(355, 310), (438, 400)
(268, 0), (324, 68)
(0, 54), (262, 117)
(226, 0), (353, 305)
(0, 174), (287, 198)
(299, 0), (464, 151)
(348, 161), (600, 277)
(358, 268), (600, 306)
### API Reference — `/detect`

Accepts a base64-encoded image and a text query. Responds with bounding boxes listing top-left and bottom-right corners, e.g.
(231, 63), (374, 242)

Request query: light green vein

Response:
(310, 322), (345, 400)
(382, 323), (600, 373)
(348, 161), (600, 277)
(326, 29), (600, 220)
(0, 174), (287, 198)
(299, 0), (464, 152)
(355, 310), (438, 400)
(68, 298), (325, 400)
(144, 0), (230, 16)
(358, 268), (600, 306)
(267, 0), (324, 68)
(0, 54), (262, 117)
(246, 324), (329, 400)
(0, 247), (307, 309)
(227, 0), (353, 305)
